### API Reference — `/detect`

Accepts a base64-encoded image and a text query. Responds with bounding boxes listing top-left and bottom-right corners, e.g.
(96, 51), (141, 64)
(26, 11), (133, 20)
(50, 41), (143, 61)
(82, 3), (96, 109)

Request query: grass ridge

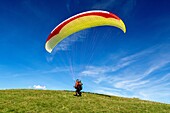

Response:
(0, 89), (170, 113)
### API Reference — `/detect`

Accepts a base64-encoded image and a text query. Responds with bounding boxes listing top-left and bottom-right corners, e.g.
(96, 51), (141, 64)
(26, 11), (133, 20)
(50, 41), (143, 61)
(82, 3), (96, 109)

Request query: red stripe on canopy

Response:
(46, 11), (120, 42)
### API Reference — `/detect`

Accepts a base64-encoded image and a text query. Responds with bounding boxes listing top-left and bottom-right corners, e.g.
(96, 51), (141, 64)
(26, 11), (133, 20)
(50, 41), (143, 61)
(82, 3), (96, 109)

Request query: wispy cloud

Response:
(80, 45), (162, 78)
(135, 81), (170, 103)
(80, 58), (134, 78)
(78, 44), (170, 103)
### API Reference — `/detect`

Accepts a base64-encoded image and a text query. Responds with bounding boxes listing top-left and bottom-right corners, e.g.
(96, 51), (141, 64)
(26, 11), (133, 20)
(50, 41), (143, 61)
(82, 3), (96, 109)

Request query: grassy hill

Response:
(0, 89), (170, 113)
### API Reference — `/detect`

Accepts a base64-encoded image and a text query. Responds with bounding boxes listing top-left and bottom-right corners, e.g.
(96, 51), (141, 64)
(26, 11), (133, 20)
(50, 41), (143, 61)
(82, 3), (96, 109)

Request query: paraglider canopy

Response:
(45, 10), (126, 53)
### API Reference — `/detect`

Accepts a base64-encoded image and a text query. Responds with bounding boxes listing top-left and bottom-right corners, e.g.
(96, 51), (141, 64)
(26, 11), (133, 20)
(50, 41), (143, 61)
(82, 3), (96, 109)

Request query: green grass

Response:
(0, 89), (170, 113)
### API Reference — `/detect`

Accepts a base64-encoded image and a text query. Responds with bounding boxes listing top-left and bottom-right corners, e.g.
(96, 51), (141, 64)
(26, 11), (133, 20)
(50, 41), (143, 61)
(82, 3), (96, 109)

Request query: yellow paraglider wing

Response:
(45, 10), (126, 53)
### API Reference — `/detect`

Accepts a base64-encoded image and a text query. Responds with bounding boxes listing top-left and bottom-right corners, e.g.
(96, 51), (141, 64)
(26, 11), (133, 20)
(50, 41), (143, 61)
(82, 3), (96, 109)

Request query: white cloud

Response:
(33, 85), (46, 90)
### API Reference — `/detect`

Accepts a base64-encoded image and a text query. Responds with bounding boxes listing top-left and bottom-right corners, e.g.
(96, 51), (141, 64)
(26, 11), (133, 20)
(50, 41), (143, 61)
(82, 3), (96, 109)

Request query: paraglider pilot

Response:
(74, 79), (83, 96)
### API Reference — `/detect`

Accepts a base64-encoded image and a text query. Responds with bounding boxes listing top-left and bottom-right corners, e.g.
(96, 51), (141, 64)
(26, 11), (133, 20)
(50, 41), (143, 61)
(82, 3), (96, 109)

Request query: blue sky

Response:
(0, 0), (170, 104)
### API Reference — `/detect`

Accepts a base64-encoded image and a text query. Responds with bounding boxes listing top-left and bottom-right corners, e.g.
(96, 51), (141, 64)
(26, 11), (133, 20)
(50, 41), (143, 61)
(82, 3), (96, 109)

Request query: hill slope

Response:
(0, 89), (170, 113)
